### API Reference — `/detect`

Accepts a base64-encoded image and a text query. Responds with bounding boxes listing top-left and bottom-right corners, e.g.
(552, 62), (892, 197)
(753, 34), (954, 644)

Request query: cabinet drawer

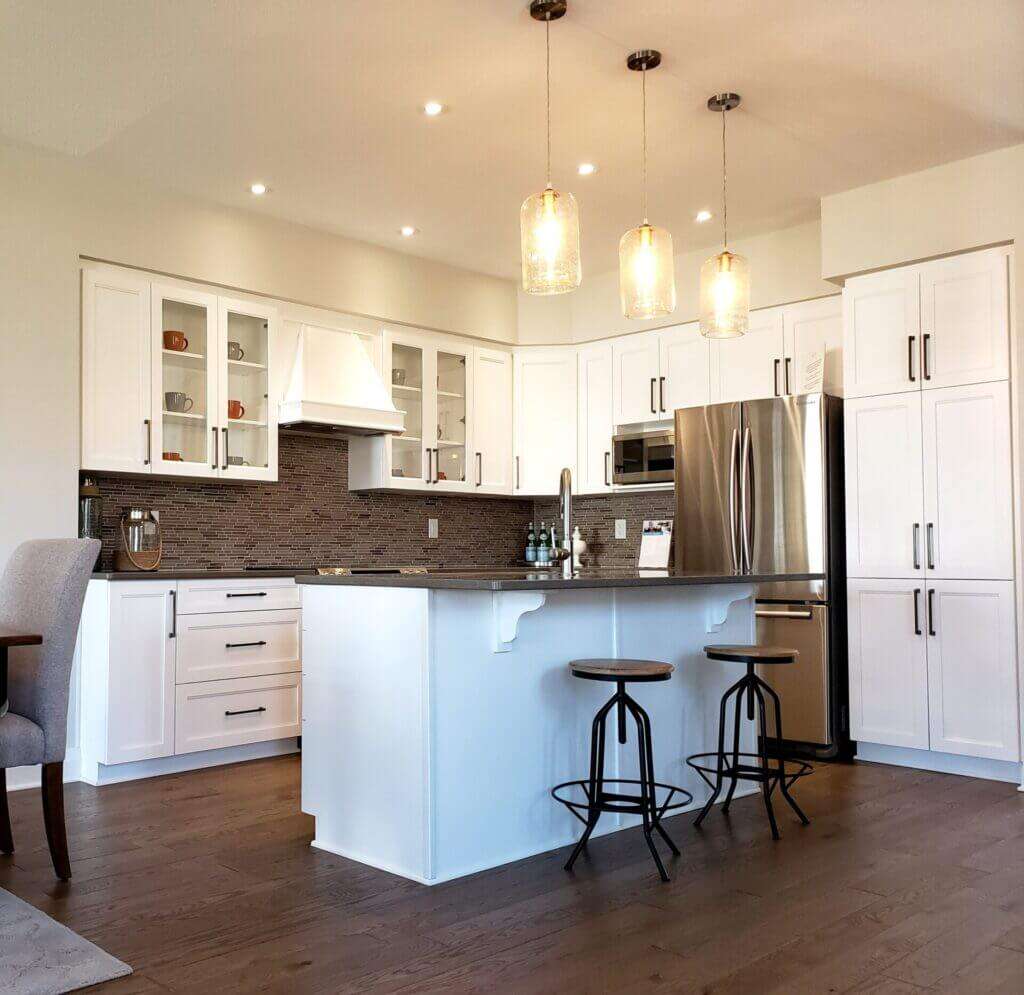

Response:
(174, 674), (300, 755)
(176, 609), (301, 684)
(176, 577), (300, 614)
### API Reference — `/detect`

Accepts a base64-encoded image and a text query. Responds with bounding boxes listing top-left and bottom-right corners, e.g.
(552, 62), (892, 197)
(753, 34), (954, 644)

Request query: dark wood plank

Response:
(0, 628), (42, 647)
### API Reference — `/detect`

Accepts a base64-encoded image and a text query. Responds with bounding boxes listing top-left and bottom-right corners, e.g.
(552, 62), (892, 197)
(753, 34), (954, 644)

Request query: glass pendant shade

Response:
(619, 223), (675, 319)
(699, 249), (750, 339)
(520, 185), (581, 295)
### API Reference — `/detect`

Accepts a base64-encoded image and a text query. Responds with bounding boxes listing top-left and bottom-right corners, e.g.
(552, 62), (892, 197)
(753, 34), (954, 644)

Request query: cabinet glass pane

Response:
(160, 299), (210, 465)
(437, 351), (467, 484)
(225, 311), (270, 469)
(391, 344), (424, 480)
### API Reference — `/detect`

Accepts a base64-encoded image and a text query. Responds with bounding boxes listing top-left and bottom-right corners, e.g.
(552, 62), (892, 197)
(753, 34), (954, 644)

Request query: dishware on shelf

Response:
(164, 391), (194, 413)
(227, 455), (250, 466)
(228, 341), (245, 361)
(114, 508), (162, 572)
(162, 451), (182, 462)
(163, 330), (189, 352)
(392, 368), (406, 386)
(227, 399), (246, 420)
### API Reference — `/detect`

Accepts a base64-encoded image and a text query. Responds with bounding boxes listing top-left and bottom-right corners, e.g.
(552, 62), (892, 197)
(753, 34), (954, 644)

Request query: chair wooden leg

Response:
(0, 768), (13, 854)
(41, 762), (71, 880)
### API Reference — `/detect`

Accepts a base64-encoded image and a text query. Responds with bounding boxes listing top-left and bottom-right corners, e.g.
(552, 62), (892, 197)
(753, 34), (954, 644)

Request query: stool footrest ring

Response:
(686, 752), (813, 792)
(552, 778), (693, 825)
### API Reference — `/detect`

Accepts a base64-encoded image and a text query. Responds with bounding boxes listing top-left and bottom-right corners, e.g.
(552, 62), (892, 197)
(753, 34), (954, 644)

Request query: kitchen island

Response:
(298, 569), (823, 885)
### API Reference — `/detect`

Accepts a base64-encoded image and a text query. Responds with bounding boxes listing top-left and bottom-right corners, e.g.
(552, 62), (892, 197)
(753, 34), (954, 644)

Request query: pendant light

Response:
(619, 50), (675, 320)
(699, 93), (750, 339)
(520, 0), (581, 295)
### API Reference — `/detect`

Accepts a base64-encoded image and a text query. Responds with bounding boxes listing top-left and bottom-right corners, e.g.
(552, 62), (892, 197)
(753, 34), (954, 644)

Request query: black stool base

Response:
(553, 681), (690, 882)
(687, 664), (813, 839)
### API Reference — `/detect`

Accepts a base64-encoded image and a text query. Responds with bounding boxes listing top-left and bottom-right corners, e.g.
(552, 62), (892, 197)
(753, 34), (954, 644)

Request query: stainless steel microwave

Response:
(612, 429), (675, 485)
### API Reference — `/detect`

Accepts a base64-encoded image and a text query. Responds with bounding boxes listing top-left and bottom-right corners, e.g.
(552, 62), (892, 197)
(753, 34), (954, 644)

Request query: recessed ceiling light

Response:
(250, 182), (268, 196)
(695, 209), (713, 223)
(400, 225), (418, 237)
(577, 162), (597, 176)
(422, 101), (445, 117)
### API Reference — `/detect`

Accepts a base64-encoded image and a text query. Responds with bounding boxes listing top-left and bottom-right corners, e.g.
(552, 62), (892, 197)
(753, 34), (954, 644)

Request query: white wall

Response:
(517, 219), (837, 344)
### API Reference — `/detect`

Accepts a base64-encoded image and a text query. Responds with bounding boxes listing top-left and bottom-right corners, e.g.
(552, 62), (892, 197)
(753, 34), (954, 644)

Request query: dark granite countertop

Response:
(91, 568), (310, 580)
(296, 569), (825, 592)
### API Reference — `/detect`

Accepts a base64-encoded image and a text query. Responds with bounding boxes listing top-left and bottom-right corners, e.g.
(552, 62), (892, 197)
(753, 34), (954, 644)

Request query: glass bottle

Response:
(525, 522), (537, 563)
(537, 521), (550, 566)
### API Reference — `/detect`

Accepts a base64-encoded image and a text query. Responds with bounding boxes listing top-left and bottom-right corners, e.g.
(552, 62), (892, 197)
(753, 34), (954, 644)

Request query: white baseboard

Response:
(77, 739), (300, 787)
(856, 742), (1022, 784)
(4, 748), (81, 792)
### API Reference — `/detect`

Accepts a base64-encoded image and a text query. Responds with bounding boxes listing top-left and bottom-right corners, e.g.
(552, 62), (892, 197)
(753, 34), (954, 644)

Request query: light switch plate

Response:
(614, 519), (627, 540)
(428, 518), (439, 539)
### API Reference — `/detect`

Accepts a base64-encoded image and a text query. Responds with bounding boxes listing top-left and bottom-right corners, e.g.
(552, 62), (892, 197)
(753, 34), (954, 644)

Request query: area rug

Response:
(0, 888), (131, 994)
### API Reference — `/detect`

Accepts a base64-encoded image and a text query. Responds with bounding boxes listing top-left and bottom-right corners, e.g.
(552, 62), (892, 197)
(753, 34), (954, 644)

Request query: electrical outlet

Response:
(614, 519), (627, 540)
(428, 518), (439, 539)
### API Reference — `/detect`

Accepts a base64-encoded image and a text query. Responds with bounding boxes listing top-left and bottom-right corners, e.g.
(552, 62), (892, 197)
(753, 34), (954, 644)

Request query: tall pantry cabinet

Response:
(843, 246), (1020, 766)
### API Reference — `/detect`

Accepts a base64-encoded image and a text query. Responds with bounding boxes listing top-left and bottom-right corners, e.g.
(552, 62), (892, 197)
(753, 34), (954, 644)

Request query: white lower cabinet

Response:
(81, 578), (301, 773)
(848, 578), (1019, 762)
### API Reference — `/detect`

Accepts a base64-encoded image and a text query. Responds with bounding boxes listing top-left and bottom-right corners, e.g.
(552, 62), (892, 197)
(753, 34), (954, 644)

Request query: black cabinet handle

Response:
(212, 426), (219, 469)
(224, 706), (266, 717)
(784, 357), (792, 395)
(225, 640), (268, 649)
(908, 335), (916, 382)
(144, 419), (152, 465)
(226, 592), (268, 598)
(168, 589), (176, 639)
(923, 333), (932, 381)
(773, 359), (780, 396)
(927, 588), (936, 636)
(659, 376), (666, 412)
(650, 378), (656, 414)
(515, 455), (520, 489)
(475, 452), (482, 487)
(434, 448), (440, 484)
(913, 588), (922, 636)
(222, 427), (229, 471)
(913, 523), (921, 570)
(926, 523), (935, 570)
(604, 451), (611, 488)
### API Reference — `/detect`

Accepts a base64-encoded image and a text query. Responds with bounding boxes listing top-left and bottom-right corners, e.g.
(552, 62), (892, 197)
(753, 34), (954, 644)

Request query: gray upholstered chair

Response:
(0, 538), (100, 880)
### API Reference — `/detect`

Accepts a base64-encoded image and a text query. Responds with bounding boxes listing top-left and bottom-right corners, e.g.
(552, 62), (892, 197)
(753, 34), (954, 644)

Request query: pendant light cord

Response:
(721, 108), (728, 249)
(545, 18), (552, 188)
(641, 67), (648, 224)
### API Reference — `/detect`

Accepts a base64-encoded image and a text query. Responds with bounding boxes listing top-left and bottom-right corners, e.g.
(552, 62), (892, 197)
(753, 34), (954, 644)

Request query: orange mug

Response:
(162, 451), (182, 462)
(163, 330), (189, 352)
(227, 400), (246, 420)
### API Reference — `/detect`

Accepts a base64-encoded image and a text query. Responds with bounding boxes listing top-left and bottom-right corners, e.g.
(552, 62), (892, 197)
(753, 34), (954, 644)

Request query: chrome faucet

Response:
(551, 467), (574, 578)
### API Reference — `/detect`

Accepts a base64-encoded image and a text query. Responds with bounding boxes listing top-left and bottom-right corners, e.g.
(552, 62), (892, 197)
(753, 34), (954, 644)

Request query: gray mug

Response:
(165, 391), (193, 413)
(227, 455), (251, 466)
(228, 341), (245, 361)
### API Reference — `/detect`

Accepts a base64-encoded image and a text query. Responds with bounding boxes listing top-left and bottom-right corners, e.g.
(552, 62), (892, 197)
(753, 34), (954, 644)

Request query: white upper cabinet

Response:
(710, 306), (785, 403)
(612, 332), (660, 424)
(921, 381), (1013, 580)
(782, 296), (843, 396)
(471, 347), (513, 493)
(842, 267), (921, 398)
(925, 580), (1019, 761)
(577, 342), (614, 495)
(844, 393), (925, 579)
(843, 247), (1009, 399)
(514, 347), (576, 496)
(82, 268), (152, 473)
(659, 322), (711, 413)
(847, 579), (930, 750)
(919, 248), (1009, 389)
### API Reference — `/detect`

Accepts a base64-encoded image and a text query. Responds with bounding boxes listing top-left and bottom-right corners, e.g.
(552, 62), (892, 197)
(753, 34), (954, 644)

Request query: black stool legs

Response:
(691, 664), (811, 839)
(563, 680), (680, 882)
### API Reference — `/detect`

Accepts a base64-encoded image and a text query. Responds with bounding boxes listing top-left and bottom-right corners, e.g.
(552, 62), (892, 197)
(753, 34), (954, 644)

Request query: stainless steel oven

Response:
(613, 429), (674, 485)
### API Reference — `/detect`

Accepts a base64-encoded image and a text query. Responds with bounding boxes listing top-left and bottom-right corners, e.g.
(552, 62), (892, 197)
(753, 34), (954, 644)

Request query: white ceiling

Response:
(3, 1), (1022, 281)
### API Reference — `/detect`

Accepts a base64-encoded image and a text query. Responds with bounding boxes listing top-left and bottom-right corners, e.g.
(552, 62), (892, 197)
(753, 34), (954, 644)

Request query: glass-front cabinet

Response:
(146, 283), (277, 481)
(383, 330), (473, 492)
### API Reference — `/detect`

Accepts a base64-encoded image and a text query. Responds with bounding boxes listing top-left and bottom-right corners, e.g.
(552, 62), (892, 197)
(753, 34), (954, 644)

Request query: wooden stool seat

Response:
(569, 658), (674, 680)
(703, 644), (798, 665)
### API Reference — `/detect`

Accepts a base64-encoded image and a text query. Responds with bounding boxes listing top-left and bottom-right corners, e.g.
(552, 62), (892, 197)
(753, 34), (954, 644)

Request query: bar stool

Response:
(687, 645), (813, 840)
(551, 658), (692, 882)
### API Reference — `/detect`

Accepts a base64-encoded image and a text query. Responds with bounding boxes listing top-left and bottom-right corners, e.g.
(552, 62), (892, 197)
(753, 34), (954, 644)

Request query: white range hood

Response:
(279, 323), (404, 437)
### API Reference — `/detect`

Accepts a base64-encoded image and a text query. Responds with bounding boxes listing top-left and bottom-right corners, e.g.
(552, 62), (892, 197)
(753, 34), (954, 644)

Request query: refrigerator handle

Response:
(740, 425), (753, 572)
(728, 428), (740, 573)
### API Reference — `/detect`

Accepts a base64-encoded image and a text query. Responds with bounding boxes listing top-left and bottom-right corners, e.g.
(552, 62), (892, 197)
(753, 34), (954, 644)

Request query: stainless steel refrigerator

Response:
(674, 393), (849, 759)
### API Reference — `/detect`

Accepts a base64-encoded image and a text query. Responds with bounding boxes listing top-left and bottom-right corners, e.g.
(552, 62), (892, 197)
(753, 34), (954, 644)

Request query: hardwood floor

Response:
(2, 756), (1024, 993)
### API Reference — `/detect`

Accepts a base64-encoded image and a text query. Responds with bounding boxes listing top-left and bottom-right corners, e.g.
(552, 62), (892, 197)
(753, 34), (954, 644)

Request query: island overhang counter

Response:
(297, 570), (823, 885)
